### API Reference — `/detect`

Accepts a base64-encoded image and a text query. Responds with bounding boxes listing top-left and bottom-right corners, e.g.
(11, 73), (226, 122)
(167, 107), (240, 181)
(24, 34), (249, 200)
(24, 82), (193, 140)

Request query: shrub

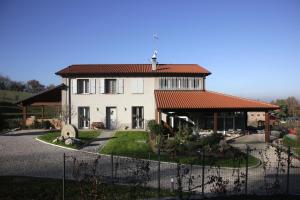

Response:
(147, 120), (164, 138)
(198, 133), (223, 148)
(147, 120), (157, 133)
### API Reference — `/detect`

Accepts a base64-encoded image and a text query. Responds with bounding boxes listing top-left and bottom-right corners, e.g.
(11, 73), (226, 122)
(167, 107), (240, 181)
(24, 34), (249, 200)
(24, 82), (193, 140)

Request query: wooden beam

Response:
(265, 111), (270, 143)
(41, 105), (45, 119)
(213, 112), (218, 134)
(22, 106), (27, 127)
(30, 102), (61, 106)
(244, 111), (248, 132)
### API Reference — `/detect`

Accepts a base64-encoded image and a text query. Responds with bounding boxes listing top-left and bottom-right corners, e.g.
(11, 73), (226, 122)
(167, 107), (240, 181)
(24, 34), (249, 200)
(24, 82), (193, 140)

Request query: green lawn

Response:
(0, 176), (174, 200)
(283, 134), (300, 156)
(101, 131), (152, 158)
(38, 130), (100, 149)
(100, 131), (260, 167)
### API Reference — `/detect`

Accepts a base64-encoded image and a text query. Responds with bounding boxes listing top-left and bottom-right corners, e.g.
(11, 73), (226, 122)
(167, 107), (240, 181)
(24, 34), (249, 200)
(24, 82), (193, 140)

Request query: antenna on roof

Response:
(151, 33), (159, 71)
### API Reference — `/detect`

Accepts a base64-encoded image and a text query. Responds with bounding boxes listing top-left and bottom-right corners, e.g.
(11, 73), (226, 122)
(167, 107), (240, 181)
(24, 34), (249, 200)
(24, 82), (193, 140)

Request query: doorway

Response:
(78, 107), (90, 128)
(106, 107), (117, 129)
(132, 106), (144, 129)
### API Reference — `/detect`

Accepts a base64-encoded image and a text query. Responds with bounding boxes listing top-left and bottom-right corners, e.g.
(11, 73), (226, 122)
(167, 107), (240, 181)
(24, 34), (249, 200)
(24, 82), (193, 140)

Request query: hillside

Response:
(0, 90), (33, 103)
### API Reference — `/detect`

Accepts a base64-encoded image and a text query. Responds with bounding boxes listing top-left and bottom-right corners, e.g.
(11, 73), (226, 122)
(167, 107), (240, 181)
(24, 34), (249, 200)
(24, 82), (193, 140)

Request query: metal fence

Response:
(61, 145), (300, 199)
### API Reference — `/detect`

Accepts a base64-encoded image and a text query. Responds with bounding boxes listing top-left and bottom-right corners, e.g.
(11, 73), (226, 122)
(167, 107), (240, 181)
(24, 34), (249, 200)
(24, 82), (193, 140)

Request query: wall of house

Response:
(62, 77), (156, 129)
(248, 112), (266, 127)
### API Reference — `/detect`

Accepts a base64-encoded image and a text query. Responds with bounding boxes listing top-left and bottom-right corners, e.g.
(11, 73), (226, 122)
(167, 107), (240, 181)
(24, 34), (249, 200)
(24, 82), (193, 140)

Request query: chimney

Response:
(151, 51), (157, 71)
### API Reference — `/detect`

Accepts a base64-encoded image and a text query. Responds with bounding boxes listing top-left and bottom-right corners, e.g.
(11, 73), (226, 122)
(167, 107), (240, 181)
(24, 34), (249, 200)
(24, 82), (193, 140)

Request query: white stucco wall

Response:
(62, 77), (156, 129)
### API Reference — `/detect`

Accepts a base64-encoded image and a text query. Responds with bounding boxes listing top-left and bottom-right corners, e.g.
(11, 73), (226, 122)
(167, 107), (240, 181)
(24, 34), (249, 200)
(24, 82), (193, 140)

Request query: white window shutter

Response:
(90, 79), (96, 94)
(71, 79), (77, 94)
(131, 79), (137, 93)
(117, 79), (124, 94)
(99, 79), (105, 94)
(137, 78), (144, 93)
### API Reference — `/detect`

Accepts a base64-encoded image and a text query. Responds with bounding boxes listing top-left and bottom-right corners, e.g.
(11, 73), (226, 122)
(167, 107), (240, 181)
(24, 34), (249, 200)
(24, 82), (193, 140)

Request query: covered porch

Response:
(155, 90), (279, 143)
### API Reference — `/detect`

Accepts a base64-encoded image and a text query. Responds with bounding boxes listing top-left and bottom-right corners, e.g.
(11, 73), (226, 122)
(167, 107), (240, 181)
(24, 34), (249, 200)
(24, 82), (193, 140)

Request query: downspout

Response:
(68, 77), (71, 124)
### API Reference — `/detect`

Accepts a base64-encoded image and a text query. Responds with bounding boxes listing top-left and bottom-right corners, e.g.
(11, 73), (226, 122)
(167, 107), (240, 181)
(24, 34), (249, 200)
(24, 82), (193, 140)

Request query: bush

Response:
(147, 120), (157, 133)
(198, 133), (223, 148)
(147, 120), (164, 138)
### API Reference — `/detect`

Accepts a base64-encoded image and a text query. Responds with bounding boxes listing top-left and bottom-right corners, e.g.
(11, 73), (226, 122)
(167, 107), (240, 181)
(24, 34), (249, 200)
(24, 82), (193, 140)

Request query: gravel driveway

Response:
(0, 130), (72, 179)
(1, 130), (300, 195)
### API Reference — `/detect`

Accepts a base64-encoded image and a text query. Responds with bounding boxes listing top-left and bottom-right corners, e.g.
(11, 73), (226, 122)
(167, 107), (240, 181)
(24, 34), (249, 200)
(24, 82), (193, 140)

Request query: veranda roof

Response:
(155, 90), (279, 111)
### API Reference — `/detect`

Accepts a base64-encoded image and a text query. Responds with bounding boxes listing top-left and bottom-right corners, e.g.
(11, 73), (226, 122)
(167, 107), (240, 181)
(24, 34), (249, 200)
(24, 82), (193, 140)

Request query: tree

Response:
(271, 99), (288, 119)
(26, 79), (45, 93)
(286, 96), (300, 117)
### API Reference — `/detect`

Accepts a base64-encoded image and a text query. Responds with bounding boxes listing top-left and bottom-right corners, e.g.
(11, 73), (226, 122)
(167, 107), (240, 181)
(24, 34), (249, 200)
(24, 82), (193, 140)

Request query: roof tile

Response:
(56, 64), (211, 76)
(155, 90), (279, 110)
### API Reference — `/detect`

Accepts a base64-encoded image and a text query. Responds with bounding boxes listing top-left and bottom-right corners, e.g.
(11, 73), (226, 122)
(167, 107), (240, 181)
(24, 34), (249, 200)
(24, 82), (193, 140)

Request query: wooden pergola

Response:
(16, 84), (65, 126)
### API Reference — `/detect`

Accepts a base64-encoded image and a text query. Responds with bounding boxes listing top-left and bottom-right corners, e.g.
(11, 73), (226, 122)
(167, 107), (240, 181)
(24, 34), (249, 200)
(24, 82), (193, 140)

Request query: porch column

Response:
(265, 111), (270, 143)
(244, 111), (248, 132)
(22, 106), (27, 127)
(156, 109), (162, 124)
(233, 114), (236, 131)
(213, 112), (218, 134)
(41, 105), (45, 119)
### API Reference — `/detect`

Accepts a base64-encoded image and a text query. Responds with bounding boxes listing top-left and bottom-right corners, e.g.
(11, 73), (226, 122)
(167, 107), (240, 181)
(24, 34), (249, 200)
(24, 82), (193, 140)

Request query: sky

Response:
(0, 0), (299, 101)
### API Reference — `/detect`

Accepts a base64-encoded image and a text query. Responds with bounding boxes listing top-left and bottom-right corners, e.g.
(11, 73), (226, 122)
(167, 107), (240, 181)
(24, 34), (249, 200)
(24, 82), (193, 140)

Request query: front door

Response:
(132, 106), (144, 129)
(78, 107), (90, 128)
(106, 107), (117, 129)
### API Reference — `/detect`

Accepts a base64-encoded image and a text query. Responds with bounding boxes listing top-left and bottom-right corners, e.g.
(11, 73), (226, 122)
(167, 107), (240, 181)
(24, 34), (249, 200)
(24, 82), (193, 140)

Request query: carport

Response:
(155, 90), (279, 143)
(16, 84), (65, 127)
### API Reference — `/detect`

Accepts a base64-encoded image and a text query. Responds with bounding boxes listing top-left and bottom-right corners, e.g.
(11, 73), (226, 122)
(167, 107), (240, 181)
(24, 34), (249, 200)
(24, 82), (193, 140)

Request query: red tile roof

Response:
(56, 64), (211, 76)
(155, 90), (279, 110)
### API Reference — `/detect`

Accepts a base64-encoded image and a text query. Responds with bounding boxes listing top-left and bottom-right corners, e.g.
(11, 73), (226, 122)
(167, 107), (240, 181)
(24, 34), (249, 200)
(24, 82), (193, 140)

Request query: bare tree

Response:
(60, 105), (76, 125)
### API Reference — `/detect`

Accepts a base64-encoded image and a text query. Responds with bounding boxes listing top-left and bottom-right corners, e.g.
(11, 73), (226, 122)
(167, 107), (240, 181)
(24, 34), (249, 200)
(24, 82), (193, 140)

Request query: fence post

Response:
(286, 146), (291, 195)
(158, 140), (161, 199)
(111, 154), (114, 183)
(245, 145), (249, 196)
(62, 153), (65, 200)
(202, 149), (205, 198)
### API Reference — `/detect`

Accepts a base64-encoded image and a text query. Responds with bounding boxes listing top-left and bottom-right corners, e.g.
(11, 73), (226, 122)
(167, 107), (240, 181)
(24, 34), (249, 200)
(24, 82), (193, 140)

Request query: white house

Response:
(55, 54), (278, 143)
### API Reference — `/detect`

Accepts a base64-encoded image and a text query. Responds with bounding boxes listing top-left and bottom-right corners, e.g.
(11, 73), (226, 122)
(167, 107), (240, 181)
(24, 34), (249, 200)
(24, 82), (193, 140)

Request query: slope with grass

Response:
(0, 89), (32, 103)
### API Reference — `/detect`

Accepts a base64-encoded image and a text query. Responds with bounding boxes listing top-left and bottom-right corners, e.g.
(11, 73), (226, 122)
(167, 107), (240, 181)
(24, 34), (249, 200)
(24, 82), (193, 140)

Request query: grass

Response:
(101, 131), (260, 167)
(38, 130), (101, 149)
(283, 134), (300, 156)
(0, 176), (174, 200)
(101, 131), (151, 158)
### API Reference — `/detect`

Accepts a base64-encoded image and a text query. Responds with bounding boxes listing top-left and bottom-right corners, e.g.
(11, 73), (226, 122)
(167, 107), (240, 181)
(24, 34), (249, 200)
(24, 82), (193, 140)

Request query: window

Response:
(100, 79), (123, 94)
(105, 79), (117, 94)
(158, 77), (203, 90)
(77, 79), (89, 94)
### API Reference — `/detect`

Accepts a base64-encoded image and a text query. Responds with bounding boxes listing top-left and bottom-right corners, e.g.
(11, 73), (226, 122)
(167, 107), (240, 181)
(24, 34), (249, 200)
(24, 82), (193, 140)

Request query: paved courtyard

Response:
(0, 130), (300, 195)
